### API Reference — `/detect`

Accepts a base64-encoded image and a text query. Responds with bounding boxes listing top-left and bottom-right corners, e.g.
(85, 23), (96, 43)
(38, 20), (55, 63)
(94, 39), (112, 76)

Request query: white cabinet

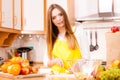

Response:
(114, 0), (120, 13)
(14, 0), (21, 30)
(47, 0), (75, 25)
(2, 0), (13, 28)
(75, 0), (98, 19)
(21, 0), (45, 33)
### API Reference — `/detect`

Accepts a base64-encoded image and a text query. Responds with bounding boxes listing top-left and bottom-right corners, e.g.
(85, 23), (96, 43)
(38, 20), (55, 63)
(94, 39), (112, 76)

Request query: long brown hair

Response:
(47, 4), (79, 59)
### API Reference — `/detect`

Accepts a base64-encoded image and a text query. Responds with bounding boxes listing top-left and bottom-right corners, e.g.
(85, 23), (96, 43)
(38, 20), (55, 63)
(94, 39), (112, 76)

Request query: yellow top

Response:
(52, 39), (82, 73)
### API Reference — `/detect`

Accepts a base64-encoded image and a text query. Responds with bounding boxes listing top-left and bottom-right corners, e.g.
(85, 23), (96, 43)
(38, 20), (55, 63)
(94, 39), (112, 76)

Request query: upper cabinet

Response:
(0, 0), (21, 33)
(75, 0), (98, 20)
(21, 0), (46, 34)
(0, 0), (74, 34)
(14, 0), (22, 30)
(1, 0), (13, 29)
(46, 0), (75, 25)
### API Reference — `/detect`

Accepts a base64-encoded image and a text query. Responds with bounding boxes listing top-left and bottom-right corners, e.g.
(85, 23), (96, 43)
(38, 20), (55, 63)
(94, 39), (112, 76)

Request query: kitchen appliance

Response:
(75, 0), (120, 22)
(17, 46), (33, 59)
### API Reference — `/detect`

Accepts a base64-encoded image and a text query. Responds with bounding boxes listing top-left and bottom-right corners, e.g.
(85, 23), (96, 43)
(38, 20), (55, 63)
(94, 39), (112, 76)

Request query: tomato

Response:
(111, 26), (119, 33)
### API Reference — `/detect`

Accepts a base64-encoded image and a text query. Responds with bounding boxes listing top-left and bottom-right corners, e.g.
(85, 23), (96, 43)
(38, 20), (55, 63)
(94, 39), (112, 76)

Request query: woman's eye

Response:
(59, 13), (63, 16)
(52, 16), (56, 20)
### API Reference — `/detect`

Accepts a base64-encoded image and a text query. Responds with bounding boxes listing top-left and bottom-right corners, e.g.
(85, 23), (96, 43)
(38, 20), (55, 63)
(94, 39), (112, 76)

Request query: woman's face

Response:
(51, 8), (65, 28)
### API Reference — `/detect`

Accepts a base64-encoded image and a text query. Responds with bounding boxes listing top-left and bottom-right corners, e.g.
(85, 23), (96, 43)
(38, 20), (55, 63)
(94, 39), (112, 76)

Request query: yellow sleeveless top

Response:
(52, 39), (82, 73)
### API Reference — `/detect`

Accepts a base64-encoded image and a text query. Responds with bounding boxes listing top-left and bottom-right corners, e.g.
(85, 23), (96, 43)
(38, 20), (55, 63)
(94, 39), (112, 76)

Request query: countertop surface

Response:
(0, 72), (77, 80)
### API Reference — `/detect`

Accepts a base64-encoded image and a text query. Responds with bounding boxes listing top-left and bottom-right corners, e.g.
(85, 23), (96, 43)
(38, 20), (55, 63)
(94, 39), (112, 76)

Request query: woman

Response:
(46, 4), (82, 73)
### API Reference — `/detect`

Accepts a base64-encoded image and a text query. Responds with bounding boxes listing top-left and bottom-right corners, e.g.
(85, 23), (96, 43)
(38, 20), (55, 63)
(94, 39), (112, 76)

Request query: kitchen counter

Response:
(0, 72), (77, 80)
(0, 72), (45, 80)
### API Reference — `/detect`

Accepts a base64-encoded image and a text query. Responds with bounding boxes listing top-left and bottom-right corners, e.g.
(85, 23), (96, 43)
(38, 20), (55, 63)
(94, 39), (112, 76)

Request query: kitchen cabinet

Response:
(1, 0), (13, 29)
(21, 0), (46, 34)
(46, 0), (75, 25)
(0, 0), (74, 34)
(14, 0), (21, 30)
(0, 0), (21, 33)
(75, 0), (98, 20)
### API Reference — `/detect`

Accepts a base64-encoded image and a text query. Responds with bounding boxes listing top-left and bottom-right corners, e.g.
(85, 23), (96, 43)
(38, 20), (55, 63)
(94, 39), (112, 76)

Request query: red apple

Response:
(20, 67), (29, 75)
(29, 66), (33, 73)
(18, 60), (22, 67)
(111, 26), (119, 33)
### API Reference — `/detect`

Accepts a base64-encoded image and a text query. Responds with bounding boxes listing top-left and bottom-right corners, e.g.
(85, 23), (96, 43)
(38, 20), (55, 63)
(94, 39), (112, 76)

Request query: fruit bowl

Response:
(68, 59), (102, 80)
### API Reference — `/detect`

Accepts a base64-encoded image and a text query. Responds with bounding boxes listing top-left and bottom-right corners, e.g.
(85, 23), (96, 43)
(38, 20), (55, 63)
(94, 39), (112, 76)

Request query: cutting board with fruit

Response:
(0, 57), (40, 76)
(0, 72), (44, 79)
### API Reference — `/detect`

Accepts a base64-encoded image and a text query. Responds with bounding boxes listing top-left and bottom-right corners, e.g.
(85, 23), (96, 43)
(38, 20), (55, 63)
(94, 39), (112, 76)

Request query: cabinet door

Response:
(22, 0), (44, 33)
(75, 0), (98, 20)
(2, 0), (13, 28)
(14, 0), (21, 30)
(47, 0), (75, 25)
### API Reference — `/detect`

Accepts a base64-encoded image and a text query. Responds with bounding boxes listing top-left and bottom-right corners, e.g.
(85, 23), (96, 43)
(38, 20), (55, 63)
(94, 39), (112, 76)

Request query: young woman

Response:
(46, 4), (82, 73)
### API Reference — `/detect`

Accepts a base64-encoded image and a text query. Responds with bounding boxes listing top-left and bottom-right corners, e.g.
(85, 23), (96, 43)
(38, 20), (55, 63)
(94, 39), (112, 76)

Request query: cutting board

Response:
(0, 72), (45, 80)
(46, 73), (76, 80)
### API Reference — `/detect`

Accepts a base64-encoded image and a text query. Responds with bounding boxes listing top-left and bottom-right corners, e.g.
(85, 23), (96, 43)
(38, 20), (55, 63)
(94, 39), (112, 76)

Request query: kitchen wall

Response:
(74, 21), (120, 61)
(0, 21), (120, 63)
(0, 34), (47, 63)
(1, 21), (120, 63)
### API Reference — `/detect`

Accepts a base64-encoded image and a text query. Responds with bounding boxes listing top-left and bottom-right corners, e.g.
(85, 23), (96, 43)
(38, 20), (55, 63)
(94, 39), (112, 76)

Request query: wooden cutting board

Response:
(46, 73), (76, 80)
(0, 72), (45, 79)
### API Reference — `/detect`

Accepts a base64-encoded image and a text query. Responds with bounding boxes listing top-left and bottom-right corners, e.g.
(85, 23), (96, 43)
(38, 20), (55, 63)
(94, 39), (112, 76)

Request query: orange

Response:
(7, 64), (21, 75)
(1, 63), (11, 73)
(10, 57), (23, 64)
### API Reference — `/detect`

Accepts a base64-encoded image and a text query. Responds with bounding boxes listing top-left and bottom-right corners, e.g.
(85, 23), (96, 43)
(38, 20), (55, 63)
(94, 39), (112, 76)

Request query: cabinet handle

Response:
(24, 18), (26, 26)
(2, 12), (5, 23)
(14, 16), (17, 26)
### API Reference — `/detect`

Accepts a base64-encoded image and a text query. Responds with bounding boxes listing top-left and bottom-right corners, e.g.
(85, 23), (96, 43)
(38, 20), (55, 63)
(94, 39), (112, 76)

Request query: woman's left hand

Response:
(54, 58), (64, 67)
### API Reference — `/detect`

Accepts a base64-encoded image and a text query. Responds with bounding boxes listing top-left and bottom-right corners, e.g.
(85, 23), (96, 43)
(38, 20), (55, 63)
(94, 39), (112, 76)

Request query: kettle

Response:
(17, 46), (33, 59)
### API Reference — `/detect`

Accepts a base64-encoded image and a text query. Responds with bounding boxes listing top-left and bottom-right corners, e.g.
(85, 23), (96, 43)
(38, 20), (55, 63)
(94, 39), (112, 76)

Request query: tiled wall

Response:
(0, 34), (47, 62)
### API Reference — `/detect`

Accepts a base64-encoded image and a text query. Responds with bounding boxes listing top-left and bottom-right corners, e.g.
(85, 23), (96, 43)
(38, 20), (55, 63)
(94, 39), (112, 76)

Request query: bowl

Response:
(68, 59), (102, 80)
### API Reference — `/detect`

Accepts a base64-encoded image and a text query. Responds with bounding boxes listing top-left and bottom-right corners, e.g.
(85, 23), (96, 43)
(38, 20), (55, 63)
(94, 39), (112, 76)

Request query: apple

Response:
(21, 62), (30, 68)
(29, 66), (38, 73)
(20, 67), (29, 75)
(29, 66), (33, 73)
(111, 26), (119, 33)
(18, 59), (30, 68)
(31, 67), (38, 73)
